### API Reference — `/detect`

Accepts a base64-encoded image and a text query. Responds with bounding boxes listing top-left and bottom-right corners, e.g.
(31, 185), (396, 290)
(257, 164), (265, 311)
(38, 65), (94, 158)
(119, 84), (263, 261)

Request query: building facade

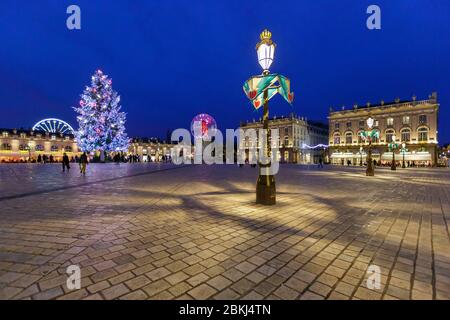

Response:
(129, 138), (175, 162)
(239, 113), (329, 164)
(0, 129), (80, 162)
(328, 93), (439, 166)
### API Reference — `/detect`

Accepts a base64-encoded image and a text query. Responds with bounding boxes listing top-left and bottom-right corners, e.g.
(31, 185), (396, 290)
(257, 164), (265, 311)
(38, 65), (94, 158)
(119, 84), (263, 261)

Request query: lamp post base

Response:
(256, 175), (276, 205)
(366, 168), (374, 176)
(391, 165), (396, 171)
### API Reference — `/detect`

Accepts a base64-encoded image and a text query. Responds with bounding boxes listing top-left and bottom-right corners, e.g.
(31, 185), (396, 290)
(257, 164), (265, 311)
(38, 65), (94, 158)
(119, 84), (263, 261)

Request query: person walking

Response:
(62, 153), (70, 172)
(79, 152), (88, 175)
(318, 157), (324, 169)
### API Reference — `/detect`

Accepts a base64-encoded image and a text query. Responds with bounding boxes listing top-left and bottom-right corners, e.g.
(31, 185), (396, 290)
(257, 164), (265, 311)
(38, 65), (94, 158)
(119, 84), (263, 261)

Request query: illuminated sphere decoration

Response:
(190, 113), (217, 139)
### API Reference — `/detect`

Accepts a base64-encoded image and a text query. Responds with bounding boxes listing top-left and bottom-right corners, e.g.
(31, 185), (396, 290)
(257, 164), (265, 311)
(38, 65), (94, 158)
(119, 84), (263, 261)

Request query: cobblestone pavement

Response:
(0, 163), (449, 300)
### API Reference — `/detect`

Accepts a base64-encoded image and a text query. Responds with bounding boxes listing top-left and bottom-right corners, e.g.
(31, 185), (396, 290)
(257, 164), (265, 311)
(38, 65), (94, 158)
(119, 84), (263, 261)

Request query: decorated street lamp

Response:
(243, 30), (294, 205)
(401, 142), (408, 168)
(388, 135), (400, 171)
(359, 117), (379, 176)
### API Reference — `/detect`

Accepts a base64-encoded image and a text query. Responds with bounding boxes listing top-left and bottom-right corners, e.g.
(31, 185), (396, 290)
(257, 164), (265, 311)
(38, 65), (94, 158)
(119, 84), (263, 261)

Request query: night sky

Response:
(1, 1), (449, 143)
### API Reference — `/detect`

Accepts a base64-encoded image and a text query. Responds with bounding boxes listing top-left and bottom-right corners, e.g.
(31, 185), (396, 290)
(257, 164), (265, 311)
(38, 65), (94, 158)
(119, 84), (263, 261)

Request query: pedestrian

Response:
(318, 157), (324, 169)
(62, 153), (70, 172)
(37, 154), (42, 164)
(79, 152), (88, 175)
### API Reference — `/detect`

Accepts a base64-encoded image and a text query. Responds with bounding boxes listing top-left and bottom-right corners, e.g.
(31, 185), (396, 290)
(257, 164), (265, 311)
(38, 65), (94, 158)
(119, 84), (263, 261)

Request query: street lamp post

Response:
(401, 142), (408, 168)
(359, 146), (363, 166)
(388, 135), (399, 171)
(359, 117), (378, 176)
(243, 30), (294, 205)
(256, 30), (276, 205)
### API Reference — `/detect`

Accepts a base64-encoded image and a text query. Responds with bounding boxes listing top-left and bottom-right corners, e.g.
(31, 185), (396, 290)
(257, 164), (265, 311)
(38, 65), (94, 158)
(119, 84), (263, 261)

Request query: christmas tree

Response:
(74, 70), (130, 153)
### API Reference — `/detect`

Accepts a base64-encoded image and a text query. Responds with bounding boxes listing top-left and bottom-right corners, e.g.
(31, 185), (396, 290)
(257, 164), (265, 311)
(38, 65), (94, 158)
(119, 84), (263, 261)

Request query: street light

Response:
(256, 30), (276, 74)
(243, 30), (294, 205)
(256, 30), (276, 205)
(401, 142), (408, 168)
(359, 117), (378, 176)
(359, 146), (363, 166)
(388, 135), (399, 171)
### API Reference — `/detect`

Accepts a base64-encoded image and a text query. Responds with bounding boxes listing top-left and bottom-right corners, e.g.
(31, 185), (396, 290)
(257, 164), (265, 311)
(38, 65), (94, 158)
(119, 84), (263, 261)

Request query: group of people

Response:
(61, 152), (89, 175)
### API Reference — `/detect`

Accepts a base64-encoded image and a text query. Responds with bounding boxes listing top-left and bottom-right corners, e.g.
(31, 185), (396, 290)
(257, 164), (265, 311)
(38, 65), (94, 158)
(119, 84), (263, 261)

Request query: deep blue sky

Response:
(1, 1), (449, 143)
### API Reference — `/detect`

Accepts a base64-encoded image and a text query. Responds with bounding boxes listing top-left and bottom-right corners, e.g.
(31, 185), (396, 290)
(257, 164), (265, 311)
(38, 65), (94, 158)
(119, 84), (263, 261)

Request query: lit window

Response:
(387, 118), (394, 126)
(51, 145), (59, 152)
(51, 135), (56, 140)
(402, 116), (410, 125)
(2, 132), (8, 137)
(35, 145), (44, 151)
(334, 134), (341, 144)
(386, 129), (395, 143)
(418, 128), (428, 142)
(335, 123), (340, 130)
(401, 129), (411, 142)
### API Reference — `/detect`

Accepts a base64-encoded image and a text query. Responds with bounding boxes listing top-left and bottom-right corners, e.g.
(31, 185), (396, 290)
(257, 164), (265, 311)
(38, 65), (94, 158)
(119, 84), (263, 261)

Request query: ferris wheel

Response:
(32, 118), (75, 135)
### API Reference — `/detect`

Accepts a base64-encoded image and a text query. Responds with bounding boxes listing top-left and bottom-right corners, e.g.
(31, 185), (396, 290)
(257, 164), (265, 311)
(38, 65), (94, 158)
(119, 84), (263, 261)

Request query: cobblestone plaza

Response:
(0, 164), (449, 300)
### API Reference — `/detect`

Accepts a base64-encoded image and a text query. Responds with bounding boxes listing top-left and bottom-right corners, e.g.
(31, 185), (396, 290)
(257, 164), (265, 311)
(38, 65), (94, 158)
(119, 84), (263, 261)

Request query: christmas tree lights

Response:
(73, 70), (130, 153)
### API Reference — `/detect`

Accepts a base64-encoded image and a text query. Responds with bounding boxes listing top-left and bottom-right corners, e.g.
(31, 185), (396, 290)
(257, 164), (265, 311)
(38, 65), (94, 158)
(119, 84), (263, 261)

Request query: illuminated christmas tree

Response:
(74, 70), (130, 153)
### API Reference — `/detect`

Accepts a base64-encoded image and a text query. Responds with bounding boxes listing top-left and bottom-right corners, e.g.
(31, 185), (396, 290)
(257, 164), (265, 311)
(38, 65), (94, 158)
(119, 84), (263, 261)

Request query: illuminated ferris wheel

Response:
(32, 118), (75, 135)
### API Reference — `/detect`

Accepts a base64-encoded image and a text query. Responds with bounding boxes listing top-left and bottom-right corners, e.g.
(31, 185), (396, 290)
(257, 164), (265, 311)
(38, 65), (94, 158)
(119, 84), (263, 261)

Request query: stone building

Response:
(239, 113), (329, 164)
(328, 93), (439, 166)
(0, 128), (79, 162)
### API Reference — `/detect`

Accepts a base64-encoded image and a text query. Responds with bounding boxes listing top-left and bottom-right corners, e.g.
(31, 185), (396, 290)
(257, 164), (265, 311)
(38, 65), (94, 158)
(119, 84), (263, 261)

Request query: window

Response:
(335, 123), (340, 130)
(418, 128), (428, 142)
(19, 144), (28, 151)
(20, 133), (26, 138)
(51, 135), (56, 141)
(65, 146), (72, 152)
(346, 122), (352, 128)
(386, 129), (395, 143)
(345, 132), (353, 144)
(357, 131), (364, 144)
(419, 115), (427, 124)
(284, 127), (289, 135)
(334, 133), (341, 144)
(284, 151), (289, 162)
(284, 137), (289, 146)
(401, 129), (411, 142)
(359, 120), (365, 128)
(51, 145), (59, 152)
(387, 118), (394, 126)
(2, 132), (8, 137)
(1, 143), (12, 150)
(35, 145), (44, 151)
(374, 120), (379, 127)
(402, 116), (410, 125)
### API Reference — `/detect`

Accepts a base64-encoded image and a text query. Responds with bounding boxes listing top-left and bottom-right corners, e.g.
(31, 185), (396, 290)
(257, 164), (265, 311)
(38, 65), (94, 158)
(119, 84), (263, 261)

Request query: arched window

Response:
(372, 130), (380, 143)
(334, 133), (341, 144)
(401, 129), (411, 142)
(418, 127), (428, 142)
(65, 146), (73, 152)
(357, 131), (364, 144)
(386, 129), (395, 143)
(1, 143), (12, 150)
(19, 144), (27, 151)
(345, 132), (353, 144)
(51, 145), (59, 152)
(35, 145), (44, 151)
